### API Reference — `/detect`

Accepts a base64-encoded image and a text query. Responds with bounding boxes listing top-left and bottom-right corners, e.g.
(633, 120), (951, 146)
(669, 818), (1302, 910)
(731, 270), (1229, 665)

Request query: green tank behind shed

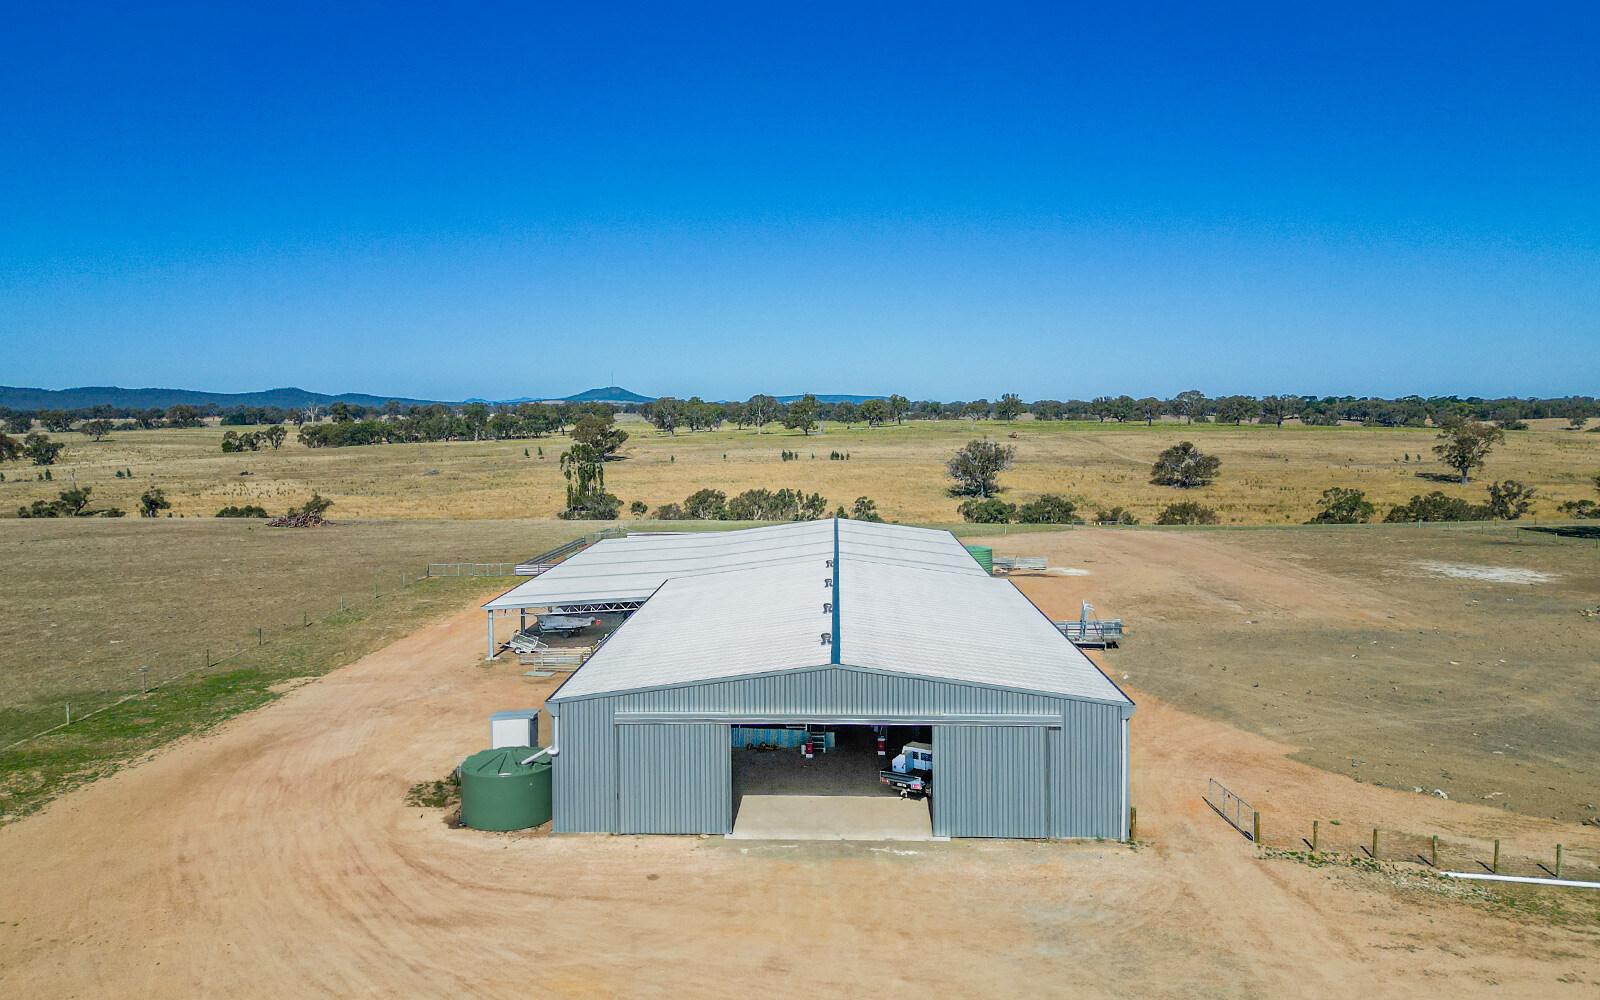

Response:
(963, 544), (993, 574)
(459, 746), (552, 831)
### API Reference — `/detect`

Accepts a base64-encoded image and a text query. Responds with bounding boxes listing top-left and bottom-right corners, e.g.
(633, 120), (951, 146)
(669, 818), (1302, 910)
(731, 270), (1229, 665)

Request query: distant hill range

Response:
(0, 384), (660, 411)
(0, 384), (894, 411)
(558, 386), (655, 404)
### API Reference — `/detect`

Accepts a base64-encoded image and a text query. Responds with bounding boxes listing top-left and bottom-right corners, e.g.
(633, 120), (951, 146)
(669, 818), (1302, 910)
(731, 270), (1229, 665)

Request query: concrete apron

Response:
(728, 794), (942, 841)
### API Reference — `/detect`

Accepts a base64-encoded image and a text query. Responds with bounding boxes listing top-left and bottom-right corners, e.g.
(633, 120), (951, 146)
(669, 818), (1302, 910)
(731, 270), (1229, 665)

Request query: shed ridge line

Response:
(831, 517), (841, 664)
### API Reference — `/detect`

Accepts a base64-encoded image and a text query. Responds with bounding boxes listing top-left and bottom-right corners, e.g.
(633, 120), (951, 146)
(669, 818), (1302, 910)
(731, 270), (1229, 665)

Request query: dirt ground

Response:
(2, 595), (1598, 996)
(989, 523), (1600, 827)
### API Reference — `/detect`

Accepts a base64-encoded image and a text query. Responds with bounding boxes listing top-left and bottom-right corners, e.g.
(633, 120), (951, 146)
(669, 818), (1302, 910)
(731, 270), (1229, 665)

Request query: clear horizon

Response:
(2, 3), (1596, 401)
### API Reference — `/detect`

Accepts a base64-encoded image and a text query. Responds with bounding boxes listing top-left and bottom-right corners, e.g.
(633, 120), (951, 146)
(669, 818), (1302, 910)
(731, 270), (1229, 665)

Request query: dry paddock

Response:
(2, 592), (1598, 997)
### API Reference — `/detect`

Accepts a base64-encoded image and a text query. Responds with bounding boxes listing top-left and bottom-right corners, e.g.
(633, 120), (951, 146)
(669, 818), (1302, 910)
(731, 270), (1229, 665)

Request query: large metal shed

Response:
(521, 519), (1134, 839)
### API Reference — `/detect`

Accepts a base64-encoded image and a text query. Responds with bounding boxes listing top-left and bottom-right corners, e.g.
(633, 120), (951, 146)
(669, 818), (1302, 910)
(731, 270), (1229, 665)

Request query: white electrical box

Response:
(489, 710), (539, 749)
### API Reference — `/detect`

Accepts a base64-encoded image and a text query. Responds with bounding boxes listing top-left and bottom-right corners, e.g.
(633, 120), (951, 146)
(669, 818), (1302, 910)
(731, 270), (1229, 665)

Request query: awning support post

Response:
(486, 610), (496, 660)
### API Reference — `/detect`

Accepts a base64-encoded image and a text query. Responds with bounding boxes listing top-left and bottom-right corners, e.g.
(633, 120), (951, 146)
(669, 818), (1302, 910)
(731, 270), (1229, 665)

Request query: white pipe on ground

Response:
(1441, 871), (1600, 889)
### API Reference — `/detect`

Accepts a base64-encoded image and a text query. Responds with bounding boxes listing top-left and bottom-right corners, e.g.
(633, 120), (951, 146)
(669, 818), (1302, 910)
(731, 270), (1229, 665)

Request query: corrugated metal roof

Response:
(483, 518), (982, 611)
(547, 519), (1131, 707)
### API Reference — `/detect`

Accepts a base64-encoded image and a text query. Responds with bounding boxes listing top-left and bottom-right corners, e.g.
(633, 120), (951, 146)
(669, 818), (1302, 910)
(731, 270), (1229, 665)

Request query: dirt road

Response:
(2, 598), (1597, 997)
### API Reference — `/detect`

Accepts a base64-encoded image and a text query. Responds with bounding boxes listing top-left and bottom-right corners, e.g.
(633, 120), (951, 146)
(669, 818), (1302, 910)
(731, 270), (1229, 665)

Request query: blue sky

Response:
(2, 2), (1596, 402)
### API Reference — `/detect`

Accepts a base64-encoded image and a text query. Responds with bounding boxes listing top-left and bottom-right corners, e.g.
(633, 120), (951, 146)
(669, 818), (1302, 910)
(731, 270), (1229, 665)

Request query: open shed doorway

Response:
(728, 724), (935, 841)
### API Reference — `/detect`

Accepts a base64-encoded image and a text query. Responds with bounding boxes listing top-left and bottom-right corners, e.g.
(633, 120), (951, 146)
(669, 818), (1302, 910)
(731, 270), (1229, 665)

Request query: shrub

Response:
(850, 496), (884, 522)
(1094, 506), (1140, 525)
(653, 502), (685, 519)
(682, 488), (727, 520)
(139, 487), (171, 518)
(1306, 487), (1375, 524)
(958, 498), (1016, 523)
(1150, 442), (1220, 488)
(1482, 480), (1536, 520)
(216, 505), (270, 518)
(628, 500), (648, 516)
(1156, 501), (1219, 525)
(1558, 499), (1599, 518)
(1015, 494), (1077, 524)
(1383, 492), (1488, 523)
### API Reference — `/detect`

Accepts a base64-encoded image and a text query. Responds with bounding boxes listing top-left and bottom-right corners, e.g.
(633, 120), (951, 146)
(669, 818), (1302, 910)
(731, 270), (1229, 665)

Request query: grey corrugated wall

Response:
(617, 723), (731, 834)
(551, 697), (616, 833)
(614, 666), (1066, 718)
(551, 664), (1130, 839)
(932, 725), (1049, 838)
(1048, 700), (1127, 838)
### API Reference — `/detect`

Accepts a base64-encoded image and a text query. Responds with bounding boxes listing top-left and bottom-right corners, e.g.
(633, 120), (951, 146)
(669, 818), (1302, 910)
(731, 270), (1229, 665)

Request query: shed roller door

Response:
(932, 725), (1048, 838)
(616, 723), (732, 834)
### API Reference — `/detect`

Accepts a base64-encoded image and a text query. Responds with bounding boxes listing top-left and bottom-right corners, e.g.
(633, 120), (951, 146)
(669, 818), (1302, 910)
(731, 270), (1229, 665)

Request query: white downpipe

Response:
(520, 713), (560, 767)
(1441, 871), (1600, 889)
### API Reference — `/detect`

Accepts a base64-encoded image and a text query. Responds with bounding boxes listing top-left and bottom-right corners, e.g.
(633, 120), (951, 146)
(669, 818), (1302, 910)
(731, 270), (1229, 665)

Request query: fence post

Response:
(1492, 839), (1500, 874)
(1556, 844), (1564, 879)
(257, 627), (263, 646)
(1431, 835), (1438, 868)
(205, 648), (211, 668)
(1128, 806), (1137, 841)
(66, 703), (70, 725)
(1311, 820), (1319, 853)
(1371, 827), (1379, 860)
(303, 611), (308, 627)
(1253, 811), (1261, 844)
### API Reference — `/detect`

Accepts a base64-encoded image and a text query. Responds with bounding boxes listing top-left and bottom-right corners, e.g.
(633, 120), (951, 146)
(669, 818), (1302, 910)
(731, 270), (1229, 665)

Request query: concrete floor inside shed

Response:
(729, 727), (936, 841)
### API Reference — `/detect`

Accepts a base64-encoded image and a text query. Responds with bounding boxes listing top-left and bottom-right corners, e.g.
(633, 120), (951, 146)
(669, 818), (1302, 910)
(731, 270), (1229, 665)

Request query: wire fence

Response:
(513, 527), (625, 574)
(427, 563), (518, 577)
(1203, 780), (1600, 884)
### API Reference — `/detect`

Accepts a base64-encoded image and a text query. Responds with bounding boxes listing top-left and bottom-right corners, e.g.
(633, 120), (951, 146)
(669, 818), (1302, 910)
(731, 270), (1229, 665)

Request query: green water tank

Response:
(963, 544), (994, 574)
(460, 746), (552, 832)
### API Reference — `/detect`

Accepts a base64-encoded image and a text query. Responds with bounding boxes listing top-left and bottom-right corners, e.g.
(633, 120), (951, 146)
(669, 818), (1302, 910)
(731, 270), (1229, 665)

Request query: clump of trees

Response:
(1156, 501), (1219, 525)
(649, 487), (834, 522)
(1150, 442), (1220, 488)
(946, 439), (1014, 497)
(1381, 479), (1537, 522)
(222, 425), (287, 452)
(558, 442), (620, 520)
